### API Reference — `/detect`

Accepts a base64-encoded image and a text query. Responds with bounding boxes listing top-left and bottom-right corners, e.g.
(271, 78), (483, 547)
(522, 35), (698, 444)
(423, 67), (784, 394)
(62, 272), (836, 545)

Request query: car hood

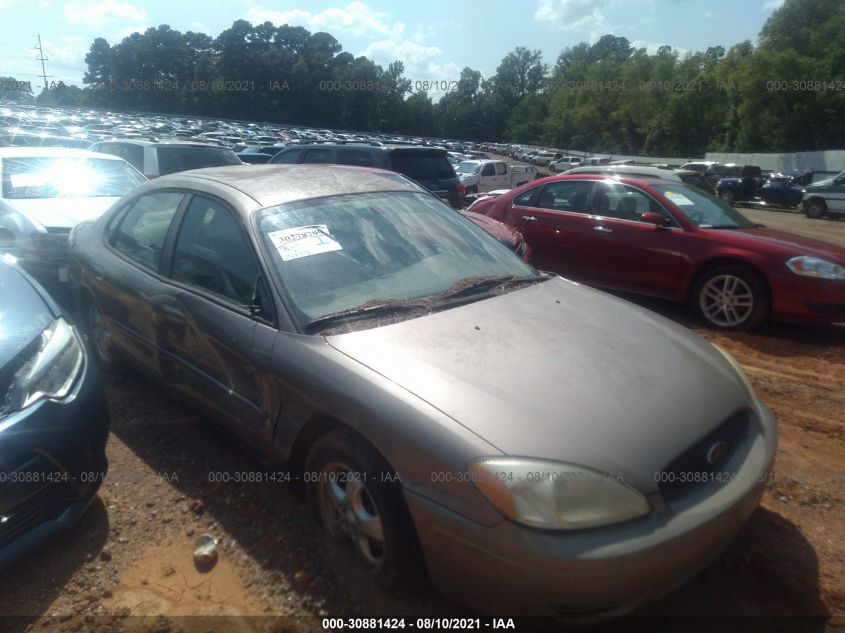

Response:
(2, 196), (119, 230)
(461, 210), (521, 245)
(326, 278), (752, 491)
(0, 262), (53, 370)
(806, 179), (833, 188)
(714, 226), (845, 263)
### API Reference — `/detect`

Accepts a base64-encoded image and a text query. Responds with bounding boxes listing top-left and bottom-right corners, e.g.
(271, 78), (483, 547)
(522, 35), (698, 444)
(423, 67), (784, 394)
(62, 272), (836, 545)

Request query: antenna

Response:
(35, 34), (52, 93)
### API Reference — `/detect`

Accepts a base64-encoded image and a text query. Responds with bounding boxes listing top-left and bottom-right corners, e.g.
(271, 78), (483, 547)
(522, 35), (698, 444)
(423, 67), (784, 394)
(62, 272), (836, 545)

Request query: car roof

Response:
(0, 146), (125, 160)
(147, 164), (422, 208)
(93, 139), (226, 148)
(524, 173), (686, 190)
(563, 165), (683, 180)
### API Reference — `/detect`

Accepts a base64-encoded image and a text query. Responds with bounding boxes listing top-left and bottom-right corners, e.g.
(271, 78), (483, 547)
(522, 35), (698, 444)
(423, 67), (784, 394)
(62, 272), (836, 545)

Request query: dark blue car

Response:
(0, 256), (109, 568)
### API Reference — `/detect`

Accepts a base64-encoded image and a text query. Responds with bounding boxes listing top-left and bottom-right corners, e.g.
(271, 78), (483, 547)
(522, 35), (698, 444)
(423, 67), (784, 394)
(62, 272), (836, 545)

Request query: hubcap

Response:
(700, 275), (754, 327)
(90, 303), (113, 363)
(317, 462), (385, 568)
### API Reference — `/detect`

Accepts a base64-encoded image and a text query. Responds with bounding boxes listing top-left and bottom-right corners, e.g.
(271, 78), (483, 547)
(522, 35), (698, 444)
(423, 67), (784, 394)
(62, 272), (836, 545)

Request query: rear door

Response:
(508, 179), (598, 278)
(100, 191), (186, 375)
(827, 174), (845, 212)
(157, 194), (275, 448)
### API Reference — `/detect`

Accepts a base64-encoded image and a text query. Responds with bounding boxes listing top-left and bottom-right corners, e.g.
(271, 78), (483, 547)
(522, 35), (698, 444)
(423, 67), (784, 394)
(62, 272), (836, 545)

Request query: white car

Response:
(549, 157), (582, 172)
(0, 147), (145, 284)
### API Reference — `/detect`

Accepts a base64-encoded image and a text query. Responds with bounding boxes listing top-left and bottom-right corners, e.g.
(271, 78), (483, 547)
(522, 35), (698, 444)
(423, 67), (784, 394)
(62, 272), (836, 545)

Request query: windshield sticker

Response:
(663, 191), (694, 206)
(267, 224), (343, 261)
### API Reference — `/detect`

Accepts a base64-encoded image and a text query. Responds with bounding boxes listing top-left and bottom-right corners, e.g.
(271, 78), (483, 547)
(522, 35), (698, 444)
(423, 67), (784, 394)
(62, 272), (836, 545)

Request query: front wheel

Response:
(805, 199), (826, 219)
(692, 266), (769, 331)
(718, 189), (736, 205)
(464, 185), (478, 195)
(305, 429), (421, 592)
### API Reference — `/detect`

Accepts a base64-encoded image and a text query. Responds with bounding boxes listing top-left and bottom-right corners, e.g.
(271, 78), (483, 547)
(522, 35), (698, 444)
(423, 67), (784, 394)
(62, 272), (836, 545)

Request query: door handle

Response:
(593, 226), (613, 233)
(522, 215), (539, 223)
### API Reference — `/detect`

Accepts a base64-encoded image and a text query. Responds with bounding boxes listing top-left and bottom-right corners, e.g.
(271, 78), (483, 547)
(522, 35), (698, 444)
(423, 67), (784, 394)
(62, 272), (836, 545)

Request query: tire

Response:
(692, 265), (769, 331)
(549, 165), (557, 173)
(465, 185), (478, 195)
(85, 295), (124, 372)
(805, 199), (826, 219)
(718, 189), (735, 205)
(305, 429), (421, 592)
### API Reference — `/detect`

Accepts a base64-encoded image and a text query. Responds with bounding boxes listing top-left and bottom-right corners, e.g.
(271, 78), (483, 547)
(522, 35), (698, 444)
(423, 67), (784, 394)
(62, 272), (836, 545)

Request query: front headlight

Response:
(712, 343), (755, 398)
(786, 256), (845, 280)
(3, 318), (84, 412)
(469, 458), (650, 530)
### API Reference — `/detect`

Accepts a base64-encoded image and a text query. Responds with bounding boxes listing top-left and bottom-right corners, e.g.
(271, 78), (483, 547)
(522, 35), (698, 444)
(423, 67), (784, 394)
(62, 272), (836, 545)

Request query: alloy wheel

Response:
(316, 461), (386, 568)
(699, 274), (754, 328)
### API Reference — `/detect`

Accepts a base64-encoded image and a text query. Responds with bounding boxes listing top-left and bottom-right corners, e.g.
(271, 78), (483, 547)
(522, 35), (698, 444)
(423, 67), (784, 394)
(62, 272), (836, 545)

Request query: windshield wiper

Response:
(429, 274), (545, 303)
(304, 300), (430, 333)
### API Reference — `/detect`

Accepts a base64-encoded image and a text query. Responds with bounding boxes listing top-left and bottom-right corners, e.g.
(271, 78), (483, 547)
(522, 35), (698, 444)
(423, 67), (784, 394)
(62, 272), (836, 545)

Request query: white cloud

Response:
(361, 39), (459, 80)
(534, 0), (613, 37)
(631, 39), (689, 56)
(113, 24), (150, 41)
(190, 21), (211, 33)
(246, 2), (404, 40)
(763, 0), (785, 10)
(63, 0), (146, 27)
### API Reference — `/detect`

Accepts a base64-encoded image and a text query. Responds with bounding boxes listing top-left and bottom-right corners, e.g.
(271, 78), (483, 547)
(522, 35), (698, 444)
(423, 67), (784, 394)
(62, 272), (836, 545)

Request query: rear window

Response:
(390, 152), (456, 180)
(155, 146), (241, 175)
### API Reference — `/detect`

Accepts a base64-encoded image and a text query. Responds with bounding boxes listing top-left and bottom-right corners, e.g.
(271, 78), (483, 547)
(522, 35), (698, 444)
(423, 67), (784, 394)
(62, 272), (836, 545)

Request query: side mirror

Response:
(641, 212), (669, 226)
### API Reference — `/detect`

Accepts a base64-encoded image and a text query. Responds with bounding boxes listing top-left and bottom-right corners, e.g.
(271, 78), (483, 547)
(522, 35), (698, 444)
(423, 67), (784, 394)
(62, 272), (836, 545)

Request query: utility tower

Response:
(35, 35), (51, 92)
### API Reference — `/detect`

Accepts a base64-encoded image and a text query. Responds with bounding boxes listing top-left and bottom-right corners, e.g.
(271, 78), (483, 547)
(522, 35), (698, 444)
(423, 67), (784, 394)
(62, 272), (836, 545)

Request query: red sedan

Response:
(470, 174), (845, 330)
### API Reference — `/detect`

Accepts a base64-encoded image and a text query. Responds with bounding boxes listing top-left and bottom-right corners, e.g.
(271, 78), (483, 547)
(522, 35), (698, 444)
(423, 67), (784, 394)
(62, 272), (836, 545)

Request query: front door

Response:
(157, 194), (276, 448)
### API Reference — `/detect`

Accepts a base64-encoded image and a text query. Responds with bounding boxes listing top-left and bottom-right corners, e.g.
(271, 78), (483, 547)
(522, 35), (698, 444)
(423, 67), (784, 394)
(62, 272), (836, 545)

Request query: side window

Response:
(302, 148), (334, 164)
(111, 192), (183, 271)
(513, 185), (542, 207)
(271, 149), (302, 164)
(494, 163), (507, 176)
(535, 180), (594, 213)
(592, 182), (672, 223)
(481, 163), (496, 177)
(123, 144), (144, 171)
(338, 149), (375, 167)
(171, 196), (258, 304)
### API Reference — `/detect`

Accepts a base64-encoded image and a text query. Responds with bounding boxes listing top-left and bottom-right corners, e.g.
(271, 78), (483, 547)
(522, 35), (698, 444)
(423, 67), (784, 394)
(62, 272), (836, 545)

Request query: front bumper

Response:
(405, 403), (777, 617)
(0, 353), (109, 568)
(770, 272), (845, 323)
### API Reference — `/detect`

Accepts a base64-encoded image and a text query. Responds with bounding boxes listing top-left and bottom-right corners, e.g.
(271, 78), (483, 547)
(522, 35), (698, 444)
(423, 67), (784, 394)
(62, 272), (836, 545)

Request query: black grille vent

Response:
(658, 409), (753, 501)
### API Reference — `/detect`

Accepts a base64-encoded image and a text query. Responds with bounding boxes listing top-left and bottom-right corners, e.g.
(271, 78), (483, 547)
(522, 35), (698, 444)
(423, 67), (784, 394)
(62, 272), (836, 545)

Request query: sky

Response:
(0, 0), (788, 90)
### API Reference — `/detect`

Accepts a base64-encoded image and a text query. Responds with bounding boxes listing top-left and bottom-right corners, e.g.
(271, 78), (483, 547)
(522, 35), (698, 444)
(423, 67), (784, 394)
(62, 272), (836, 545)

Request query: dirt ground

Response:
(1, 198), (844, 632)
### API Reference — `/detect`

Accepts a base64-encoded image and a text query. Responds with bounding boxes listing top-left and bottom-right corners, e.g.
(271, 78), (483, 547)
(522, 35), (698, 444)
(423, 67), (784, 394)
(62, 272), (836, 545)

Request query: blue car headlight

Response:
(3, 318), (84, 413)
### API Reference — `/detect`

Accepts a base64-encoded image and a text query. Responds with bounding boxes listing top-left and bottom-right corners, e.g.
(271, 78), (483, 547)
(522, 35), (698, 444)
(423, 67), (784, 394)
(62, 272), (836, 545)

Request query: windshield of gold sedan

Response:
(256, 191), (536, 323)
(652, 183), (756, 228)
(1, 157), (146, 199)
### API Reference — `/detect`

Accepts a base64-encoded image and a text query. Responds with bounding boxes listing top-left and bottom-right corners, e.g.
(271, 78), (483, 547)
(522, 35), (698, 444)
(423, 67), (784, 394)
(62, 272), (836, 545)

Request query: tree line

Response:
(29, 0), (845, 155)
